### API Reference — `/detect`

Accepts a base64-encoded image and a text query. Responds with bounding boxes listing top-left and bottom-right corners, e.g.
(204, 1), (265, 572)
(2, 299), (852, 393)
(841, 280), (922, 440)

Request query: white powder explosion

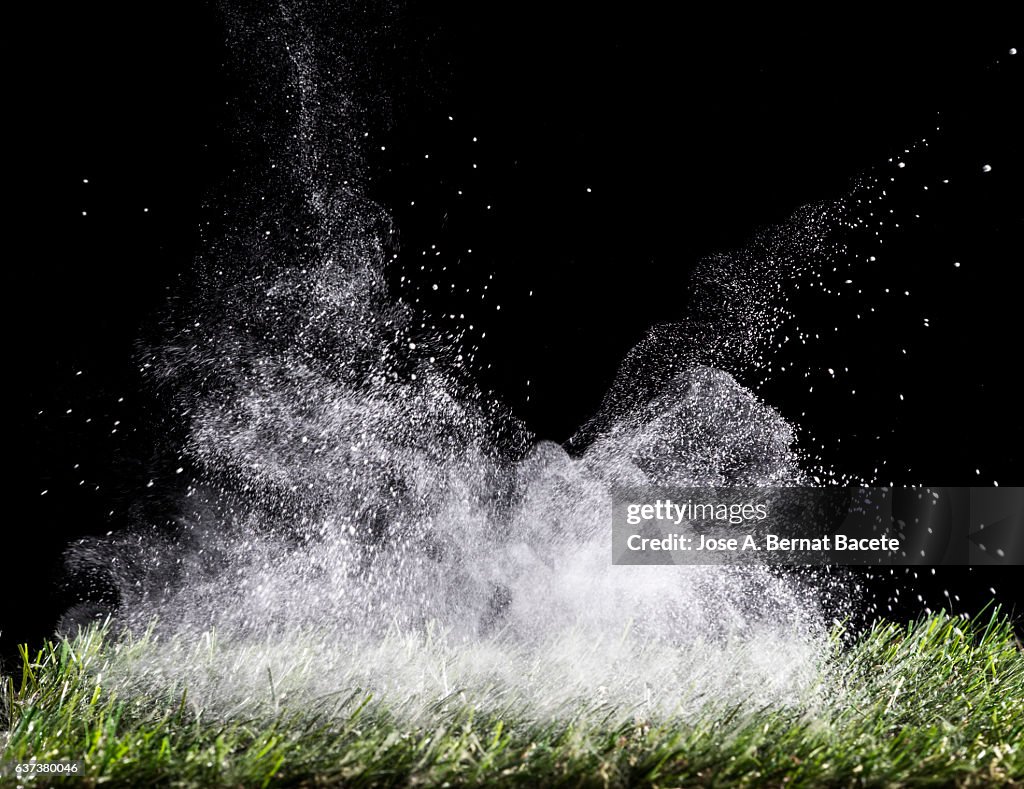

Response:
(63, 3), (854, 724)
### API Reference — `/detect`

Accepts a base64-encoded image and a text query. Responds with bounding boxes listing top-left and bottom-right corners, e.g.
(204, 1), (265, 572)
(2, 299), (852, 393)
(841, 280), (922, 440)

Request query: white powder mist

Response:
(64, 2), (854, 725)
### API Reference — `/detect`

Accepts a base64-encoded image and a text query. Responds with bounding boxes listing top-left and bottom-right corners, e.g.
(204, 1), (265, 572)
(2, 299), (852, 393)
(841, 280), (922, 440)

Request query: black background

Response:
(8, 4), (1022, 662)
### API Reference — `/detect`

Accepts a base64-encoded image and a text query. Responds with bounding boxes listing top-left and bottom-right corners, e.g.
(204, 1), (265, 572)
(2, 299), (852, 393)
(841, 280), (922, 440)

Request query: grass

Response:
(1, 609), (1022, 787)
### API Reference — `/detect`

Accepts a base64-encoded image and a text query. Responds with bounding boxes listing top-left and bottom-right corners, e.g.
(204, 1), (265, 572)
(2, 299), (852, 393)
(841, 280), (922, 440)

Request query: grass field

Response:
(2, 610), (1022, 787)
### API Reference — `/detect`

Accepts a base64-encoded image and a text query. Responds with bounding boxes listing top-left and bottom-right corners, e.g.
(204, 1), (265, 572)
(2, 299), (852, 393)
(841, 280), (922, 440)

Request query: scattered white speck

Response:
(982, 164), (992, 173)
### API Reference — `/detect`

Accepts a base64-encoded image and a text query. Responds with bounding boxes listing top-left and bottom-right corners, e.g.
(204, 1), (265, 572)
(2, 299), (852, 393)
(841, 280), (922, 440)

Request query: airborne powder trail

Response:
(64, 3), (852, 722)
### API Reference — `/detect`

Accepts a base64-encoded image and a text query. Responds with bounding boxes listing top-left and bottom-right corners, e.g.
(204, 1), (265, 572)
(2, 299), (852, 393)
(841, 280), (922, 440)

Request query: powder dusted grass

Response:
(2, 610), (1022, 787)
